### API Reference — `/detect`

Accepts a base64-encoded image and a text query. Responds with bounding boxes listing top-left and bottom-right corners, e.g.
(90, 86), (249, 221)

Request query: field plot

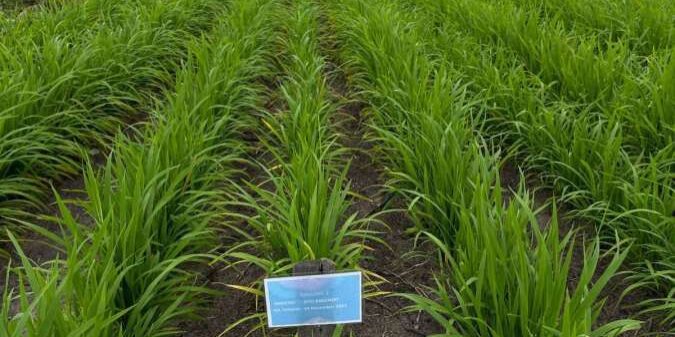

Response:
(1, 0), (673, 336)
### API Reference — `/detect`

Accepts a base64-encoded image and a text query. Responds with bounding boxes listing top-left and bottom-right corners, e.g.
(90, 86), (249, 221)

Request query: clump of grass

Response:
(404, 185), (638, 337)
(426, 0), (673, 153)
(330, 0), (487, 245)
(220, 2), (380, 334)
(513, 0), (674, 55)
(2, 226), (130, 337)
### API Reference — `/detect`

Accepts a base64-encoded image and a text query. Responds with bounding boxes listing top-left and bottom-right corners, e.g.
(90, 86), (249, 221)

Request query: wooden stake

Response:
(293, 258), (336, 337)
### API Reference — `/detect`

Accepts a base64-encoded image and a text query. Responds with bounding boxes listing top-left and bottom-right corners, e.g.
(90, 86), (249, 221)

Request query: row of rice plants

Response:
(0, 0), (224, 248)
(421, 0), (673, 153)
(224, 0), (377, 332)
(327, 0), (638, 335)
(0, 0), (129, 38)
(512, 0), (674, 54)
(0, 0), (218, 42)
(0, 0), (30, 14)
(1, 0), (279, 335)
(409, 0), (674, 324)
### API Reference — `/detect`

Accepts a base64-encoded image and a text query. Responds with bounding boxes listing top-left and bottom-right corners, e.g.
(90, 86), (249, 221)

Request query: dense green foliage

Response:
(329, 0), (647, 335)
(229, 0), (374, 273)
(221, 0), (379, 332)
(1, 0), (672, 335)
(1, 0), (278, 335)
(408, 0), (674, 323)
(0, 0), (224, 250)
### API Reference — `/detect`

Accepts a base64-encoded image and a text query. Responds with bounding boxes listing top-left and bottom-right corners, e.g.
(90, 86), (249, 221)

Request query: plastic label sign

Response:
(264, 271), (362, 328)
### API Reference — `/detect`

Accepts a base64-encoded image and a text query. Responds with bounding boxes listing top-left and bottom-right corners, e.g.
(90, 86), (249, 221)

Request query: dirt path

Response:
(0, 151), (101, 266)
(0, 162), (98, 316)
(320, 10), (442, 333)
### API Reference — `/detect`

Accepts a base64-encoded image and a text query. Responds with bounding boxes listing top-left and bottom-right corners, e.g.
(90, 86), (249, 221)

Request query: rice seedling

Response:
(326, 0), (485, 246)
(0, 0), (671, 335)
(1, 0), (280, 335)
(216, 2), (383, 335)
(403, 185), (639, 337)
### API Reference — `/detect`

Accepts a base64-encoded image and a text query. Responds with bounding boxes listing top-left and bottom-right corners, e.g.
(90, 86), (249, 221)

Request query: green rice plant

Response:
(1, 200), (138, 337)
(0, 0), (224, 250)
(234, 159), (370, 269)
(517, 106), (674, 284)
(507, 53), (675, 332)
(408, 0), (675, 325)
(330, 0), (640, 334)
(1, 0), (280, 335)
(436, 0), (628, 102)
(71, 0), (279, 331)
(402, 185), (639, 337)
(421, 0), (673, 154)
(0, 0), (206, 44)
(512, 0), (674, 54)
(220, 2), (380, 334)
(228, 0), (375, 273)
(329, 0), (487, 246)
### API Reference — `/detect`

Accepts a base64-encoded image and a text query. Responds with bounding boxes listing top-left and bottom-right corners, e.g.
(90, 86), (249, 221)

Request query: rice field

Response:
(0, 0), (673, 336)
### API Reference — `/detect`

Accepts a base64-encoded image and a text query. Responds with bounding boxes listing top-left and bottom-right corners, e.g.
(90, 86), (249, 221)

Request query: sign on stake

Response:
(263, 259), (362, 336)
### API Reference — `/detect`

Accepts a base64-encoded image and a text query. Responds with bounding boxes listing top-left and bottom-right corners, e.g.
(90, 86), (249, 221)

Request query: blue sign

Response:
(264, 271), (362, 328)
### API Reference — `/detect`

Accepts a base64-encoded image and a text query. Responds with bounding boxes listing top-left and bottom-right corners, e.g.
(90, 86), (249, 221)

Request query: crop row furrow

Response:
(1, 0), (671, 335)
